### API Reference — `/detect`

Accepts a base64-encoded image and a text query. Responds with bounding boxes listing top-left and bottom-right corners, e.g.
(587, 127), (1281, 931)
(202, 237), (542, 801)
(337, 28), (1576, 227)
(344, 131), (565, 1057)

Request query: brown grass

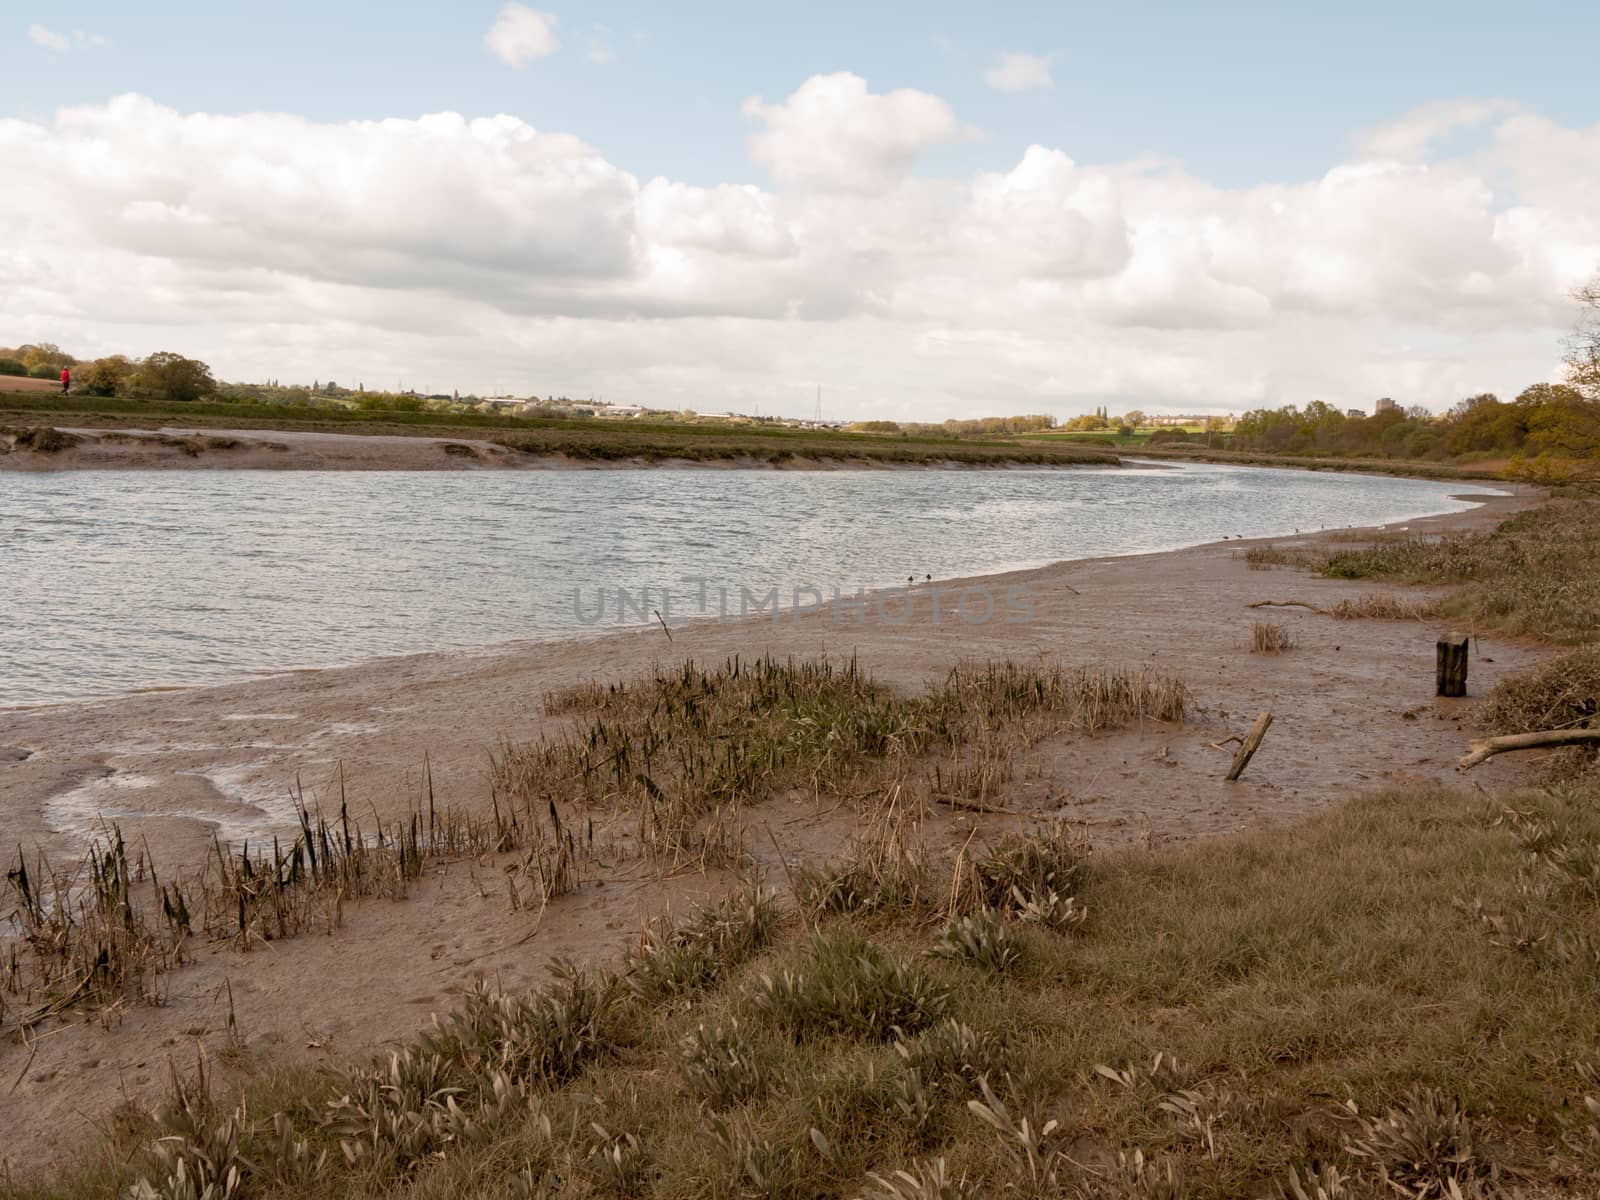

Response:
(1251, 621), (1294, 654)
(1330, 593), (1442, 621)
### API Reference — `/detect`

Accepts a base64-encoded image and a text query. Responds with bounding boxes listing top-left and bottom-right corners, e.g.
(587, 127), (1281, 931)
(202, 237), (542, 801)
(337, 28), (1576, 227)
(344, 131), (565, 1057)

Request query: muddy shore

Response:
(0, 425), (1118, 472)
(0, 483), (1543, 1175)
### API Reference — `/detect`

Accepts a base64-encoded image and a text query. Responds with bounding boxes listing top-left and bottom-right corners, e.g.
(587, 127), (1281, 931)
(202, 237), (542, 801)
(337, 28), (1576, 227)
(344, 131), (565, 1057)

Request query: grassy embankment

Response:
(10, 498), (1600, 1200)
(0, 393), (1116, 468)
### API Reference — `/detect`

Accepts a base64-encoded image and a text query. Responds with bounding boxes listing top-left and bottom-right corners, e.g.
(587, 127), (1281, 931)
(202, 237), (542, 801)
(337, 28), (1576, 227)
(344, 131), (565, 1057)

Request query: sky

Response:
(3, 1), (1598, 420)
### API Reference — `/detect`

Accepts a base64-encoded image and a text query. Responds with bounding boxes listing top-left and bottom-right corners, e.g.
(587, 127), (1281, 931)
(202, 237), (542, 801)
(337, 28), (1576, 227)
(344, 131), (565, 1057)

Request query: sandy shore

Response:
(0, 483), (1544, 1174)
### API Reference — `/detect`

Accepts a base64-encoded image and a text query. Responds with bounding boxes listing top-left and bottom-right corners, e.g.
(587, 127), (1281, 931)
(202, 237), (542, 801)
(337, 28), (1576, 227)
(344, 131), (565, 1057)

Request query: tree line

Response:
(1, 342), (217, 404)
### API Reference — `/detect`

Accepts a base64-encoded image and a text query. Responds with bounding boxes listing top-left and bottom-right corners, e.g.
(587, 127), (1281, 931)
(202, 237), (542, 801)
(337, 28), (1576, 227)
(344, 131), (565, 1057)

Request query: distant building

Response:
(1347, 408), (1365, 419)
(1375, 397), (1399, 415)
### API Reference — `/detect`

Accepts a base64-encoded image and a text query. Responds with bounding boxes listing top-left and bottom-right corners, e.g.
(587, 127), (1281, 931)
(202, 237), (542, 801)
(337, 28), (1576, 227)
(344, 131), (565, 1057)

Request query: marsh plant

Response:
(1251, 620), (1295, 654)
(495, 655), (1188, 867)
(1343, 1087), (1490, 1197)
(680, 1021), (766, 1109)
(928, 909), (1023, 973)
(624, 881), (782, 1004)
(747, 930), (949, 1042)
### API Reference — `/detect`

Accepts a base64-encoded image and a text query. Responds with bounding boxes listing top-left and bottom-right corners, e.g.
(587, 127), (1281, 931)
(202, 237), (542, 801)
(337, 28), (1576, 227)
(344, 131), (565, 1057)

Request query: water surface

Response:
(0, 463), (1491, 705)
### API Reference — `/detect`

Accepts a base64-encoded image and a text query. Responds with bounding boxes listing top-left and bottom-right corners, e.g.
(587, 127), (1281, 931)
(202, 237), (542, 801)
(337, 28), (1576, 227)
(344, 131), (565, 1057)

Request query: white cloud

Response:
(743, 73), (967, 193)
(1354, 97), (1521, 160)
(28, 23), (107, 51)
(984, 51), (1054, 94)
(2, 91), (1597, 419)
(484, 4), (558, 67)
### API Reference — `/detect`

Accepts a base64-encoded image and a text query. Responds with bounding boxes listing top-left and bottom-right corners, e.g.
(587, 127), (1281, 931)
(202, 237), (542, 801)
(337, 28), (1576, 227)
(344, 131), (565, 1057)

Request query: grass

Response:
(1310, 496), (1600, 643)
(1329, 592), (1441, 621)
(1251, 621), (1294, 654)
(20, 781), (1600, 1199)
(0, 771), (568, 1036)
(499, 656), (1188, 865)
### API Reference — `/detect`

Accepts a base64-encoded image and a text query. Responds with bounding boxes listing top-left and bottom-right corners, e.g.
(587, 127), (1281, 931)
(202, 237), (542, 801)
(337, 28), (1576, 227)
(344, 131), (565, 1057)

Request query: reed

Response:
(1251, 621), (1295, 654)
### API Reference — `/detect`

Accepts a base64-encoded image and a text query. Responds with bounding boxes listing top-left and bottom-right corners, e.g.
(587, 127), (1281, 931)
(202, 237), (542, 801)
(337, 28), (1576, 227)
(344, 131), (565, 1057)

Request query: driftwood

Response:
(1226, 711), (1273, 781)
(1458, 727), (1600, 770)
(1248, 600), (1328, 614)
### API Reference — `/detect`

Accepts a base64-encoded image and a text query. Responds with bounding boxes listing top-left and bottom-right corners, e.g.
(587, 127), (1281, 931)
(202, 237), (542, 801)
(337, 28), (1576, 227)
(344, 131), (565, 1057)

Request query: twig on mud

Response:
(1247, 599), (1328, 613)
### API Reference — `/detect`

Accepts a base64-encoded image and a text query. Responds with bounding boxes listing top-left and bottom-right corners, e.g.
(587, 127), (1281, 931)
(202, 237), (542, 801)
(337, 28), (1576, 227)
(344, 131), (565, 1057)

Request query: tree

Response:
(132, 352), (217, 403)
(1567, 273), (1600, 400)
(81, 355), (134, 397)
(17, 342), (76, 373)
(1122, 409), (1146, 429)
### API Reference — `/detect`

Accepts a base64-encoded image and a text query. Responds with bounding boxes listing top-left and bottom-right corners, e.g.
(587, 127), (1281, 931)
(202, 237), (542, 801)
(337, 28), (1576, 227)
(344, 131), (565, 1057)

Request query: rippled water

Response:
(0, 462), (1491, 706)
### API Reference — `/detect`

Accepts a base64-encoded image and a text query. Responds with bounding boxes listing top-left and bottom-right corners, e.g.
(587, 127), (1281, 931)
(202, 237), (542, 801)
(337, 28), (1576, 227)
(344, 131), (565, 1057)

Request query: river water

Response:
(0, 462), (1492, 706)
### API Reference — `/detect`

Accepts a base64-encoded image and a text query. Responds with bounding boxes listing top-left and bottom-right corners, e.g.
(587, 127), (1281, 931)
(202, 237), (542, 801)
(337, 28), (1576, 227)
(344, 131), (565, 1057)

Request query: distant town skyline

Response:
(4, 2), (1598, 421)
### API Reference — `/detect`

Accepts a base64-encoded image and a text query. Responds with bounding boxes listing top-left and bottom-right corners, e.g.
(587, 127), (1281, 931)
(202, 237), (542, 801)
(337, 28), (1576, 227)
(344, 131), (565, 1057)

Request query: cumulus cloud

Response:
(484, 4), (558, 67)
(983, 51), (1054, 93)
(743, 73), (967, 193)
(2, 89), (1597, 419)
(28, 23), (108, 51)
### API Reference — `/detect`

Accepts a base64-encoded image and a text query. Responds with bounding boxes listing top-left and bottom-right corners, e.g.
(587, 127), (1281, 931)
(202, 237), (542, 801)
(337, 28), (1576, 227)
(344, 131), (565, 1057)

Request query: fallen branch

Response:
(1458, 727), (1600, 770)
(1248, 600), (1328, 614)
(1226, 711), (1273, 781)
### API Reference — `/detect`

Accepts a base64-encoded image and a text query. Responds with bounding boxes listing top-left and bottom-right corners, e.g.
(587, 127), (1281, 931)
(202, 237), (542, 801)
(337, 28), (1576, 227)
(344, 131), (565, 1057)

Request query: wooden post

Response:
(1436, 632), (1469, 698)
(1226, 711), (1273, 781)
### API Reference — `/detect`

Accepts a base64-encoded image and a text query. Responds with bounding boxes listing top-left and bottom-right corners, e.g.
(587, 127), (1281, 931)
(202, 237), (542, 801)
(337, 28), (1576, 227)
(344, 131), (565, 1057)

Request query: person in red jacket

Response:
(60, 366), (70, 395)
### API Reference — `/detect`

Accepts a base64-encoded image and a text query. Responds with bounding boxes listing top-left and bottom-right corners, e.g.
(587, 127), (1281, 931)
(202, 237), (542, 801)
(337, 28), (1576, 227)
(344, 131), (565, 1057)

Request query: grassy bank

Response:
(0, 394), (1117, 468)
(19, 781), (1600, 1199)
(1300, 495), (1600, 644)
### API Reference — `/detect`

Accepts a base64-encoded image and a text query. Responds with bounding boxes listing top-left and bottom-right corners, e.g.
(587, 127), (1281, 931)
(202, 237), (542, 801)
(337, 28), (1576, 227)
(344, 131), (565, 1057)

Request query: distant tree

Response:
(17, 342), (76, 373)
(0, 357), (27, 377)
(1567, 273), (1600, 400)
(132, 352), (217, 403)
(1122, 409), (1146, 428)
(81, 355), (134, 397)
(1517, 382), (1600, 458)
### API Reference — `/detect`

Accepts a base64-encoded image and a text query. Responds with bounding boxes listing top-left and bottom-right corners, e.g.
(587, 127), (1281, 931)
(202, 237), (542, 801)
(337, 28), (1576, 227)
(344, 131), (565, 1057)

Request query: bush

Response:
(1479, 646), (1600, 735)
(0, 357), (27, 377)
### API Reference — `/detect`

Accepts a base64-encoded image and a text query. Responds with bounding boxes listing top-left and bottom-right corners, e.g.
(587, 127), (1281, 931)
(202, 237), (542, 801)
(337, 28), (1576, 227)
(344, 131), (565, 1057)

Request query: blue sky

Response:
(9, 1), (1595, 190)
(3, 2), (1598, 417)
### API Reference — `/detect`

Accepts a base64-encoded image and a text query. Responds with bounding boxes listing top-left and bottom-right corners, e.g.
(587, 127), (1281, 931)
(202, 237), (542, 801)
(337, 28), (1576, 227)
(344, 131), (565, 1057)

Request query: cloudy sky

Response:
(4, 2), (1598, 420)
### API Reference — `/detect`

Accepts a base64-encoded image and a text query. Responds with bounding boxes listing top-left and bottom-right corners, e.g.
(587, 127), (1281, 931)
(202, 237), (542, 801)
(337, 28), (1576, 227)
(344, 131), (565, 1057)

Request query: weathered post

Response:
(1226, 711), (1273, 781)
(1436, 632), (1469, 697)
